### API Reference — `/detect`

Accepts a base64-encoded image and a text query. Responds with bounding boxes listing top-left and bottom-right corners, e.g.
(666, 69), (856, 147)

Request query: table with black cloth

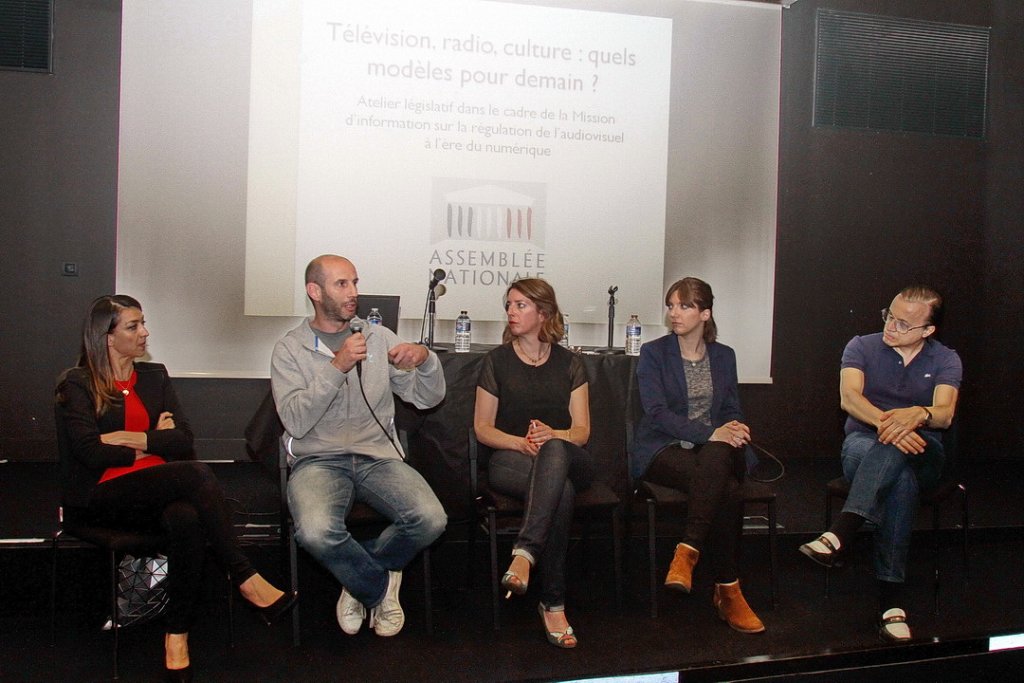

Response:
(395, 347), (639, 521)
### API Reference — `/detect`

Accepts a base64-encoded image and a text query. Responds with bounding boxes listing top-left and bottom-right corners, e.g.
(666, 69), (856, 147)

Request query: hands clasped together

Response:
(517, 419), (556, 457)
(876, 406), (929, 455)
(710, 420), (751, 449)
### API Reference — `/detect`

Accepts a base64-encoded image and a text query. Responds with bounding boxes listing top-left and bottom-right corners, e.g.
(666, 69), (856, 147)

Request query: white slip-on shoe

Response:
(879, 607), (912, 642)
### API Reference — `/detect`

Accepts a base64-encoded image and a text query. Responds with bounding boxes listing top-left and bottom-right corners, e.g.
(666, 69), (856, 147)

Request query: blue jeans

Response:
(287, 454), (446, 607)
(488, 440), (594, 609)
(840, 431), (945, 583)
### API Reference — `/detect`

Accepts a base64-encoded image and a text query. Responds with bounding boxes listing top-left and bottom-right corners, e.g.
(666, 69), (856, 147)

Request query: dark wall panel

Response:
(760, 0), (993, 459)
(0, 0), (121, 460)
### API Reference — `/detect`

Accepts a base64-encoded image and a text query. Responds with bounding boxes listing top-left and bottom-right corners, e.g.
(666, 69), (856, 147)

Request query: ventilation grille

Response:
(814, 9), (989, 139)
(0, 0), (52, 72)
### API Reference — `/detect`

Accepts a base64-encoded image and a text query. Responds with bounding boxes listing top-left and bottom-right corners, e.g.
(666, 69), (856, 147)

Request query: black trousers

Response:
(84, 461), (255, 632)
(645, 441), (745, 583)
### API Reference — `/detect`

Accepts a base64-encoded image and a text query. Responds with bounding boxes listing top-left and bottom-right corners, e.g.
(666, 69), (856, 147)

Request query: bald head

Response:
(305, 254), (353, 291)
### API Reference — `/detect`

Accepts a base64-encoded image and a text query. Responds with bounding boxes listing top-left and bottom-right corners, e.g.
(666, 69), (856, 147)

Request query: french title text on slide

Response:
(327, 21), (638, 92)
(331, 19), (634, 157)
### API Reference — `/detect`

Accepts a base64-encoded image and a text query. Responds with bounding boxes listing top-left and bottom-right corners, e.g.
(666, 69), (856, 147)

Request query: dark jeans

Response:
(83, 461), (255, 633)
(644, 441), (745, 583)
(487, 439), (595, 609)
(840, 430), (945, 583)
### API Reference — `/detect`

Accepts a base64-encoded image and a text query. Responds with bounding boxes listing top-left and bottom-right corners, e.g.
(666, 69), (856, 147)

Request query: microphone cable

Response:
(747, 441), (786, 483)
(349, 320), (405, 461)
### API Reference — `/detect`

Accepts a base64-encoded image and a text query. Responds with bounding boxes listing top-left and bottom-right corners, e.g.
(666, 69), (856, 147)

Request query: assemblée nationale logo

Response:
(429, 180), (547, 287)
(438, 183), (542, 245)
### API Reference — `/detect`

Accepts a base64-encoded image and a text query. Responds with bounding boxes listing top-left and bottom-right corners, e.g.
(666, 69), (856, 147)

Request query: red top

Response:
(98, 370), (166, 483)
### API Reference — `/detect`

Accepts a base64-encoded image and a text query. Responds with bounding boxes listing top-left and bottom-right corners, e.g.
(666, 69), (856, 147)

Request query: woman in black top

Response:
(57, 295), (296, 680)
(474, 279), (594, 648)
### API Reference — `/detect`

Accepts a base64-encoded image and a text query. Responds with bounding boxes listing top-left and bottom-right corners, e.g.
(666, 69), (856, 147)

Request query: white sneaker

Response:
(370, 570), (404, 637)
(336, 587), (366, 635)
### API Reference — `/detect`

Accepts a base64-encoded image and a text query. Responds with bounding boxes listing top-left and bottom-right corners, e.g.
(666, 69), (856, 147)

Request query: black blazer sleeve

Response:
(133, 363), (194, 459)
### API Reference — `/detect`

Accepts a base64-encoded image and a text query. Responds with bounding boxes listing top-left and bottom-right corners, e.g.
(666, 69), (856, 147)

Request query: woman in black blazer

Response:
(632, 278), (764, 634)
(57, 295), (296, 680)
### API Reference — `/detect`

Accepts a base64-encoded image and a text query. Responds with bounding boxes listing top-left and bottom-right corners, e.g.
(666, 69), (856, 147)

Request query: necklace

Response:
(678, 338), (706, 368)
(114, 371), (134, 396)
(515, 338), (549, 366)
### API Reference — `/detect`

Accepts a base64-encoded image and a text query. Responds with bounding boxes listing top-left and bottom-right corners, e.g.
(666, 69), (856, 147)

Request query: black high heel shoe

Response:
(165, 664), (193, 682)
(252, 590), (299, 626)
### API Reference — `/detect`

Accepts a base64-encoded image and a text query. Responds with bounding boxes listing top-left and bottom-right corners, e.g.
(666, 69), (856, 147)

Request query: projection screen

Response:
(116, 0), (781, 380)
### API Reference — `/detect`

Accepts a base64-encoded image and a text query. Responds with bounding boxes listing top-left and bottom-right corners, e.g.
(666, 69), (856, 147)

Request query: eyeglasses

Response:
(881, 308), (931, 335)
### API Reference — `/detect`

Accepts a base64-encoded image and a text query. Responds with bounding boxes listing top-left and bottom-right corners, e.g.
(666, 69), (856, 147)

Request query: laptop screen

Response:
(356, 294), (400, 332)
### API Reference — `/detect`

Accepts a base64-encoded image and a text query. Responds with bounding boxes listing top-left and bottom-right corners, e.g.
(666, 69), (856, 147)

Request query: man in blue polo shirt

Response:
(799, 285), (962, 642)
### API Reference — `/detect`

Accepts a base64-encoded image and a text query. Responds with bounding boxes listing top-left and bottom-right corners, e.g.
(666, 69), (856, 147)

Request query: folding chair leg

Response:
(50, 536), (59, 647)
(466, 520), (478, 588)
(768, 499), (778, 610)
(109, 550), (121, 680)
(488, 510), (500, 631)
(423, 547), (433, 635)
(933, 504), (942, 615)
(226, 573), (235, 647)
(647, 500), (658, 619)
(612, 507), (623, 608)
(961, 485), (970, 584)
(824, 491), (834, 598)
(288, 529), (301, 647)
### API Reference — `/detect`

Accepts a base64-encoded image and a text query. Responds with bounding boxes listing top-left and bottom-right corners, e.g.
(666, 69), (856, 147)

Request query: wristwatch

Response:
(921, 406), (933, 426)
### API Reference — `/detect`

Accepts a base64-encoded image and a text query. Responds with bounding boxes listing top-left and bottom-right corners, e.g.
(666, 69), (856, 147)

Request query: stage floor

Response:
(2, 458), (1023, 681)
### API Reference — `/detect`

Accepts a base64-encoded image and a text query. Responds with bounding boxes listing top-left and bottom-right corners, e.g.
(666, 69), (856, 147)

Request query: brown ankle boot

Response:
(664, 543), (699, 592)
(713, 581), (765, 633)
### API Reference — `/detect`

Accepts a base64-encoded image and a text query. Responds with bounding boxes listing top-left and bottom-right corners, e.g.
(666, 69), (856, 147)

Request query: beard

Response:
(321, 292), (355, 324)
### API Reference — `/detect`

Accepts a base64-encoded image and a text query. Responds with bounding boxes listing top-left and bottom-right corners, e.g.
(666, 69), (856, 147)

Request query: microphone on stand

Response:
(421, 269), (448, 350)
(593, 285), (621, 354)
(349, 319), (364, 378)
(428, 268), (446, 290)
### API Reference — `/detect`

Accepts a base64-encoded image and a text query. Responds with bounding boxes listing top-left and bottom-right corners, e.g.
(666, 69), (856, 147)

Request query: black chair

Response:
(626, 423), (778, 619)
(277, 432), (434, 645)
(50, 510), (168, 680)
(823, 433), (968, 614)
(51, 403), (234, 680)
(467, 429), (624, 630)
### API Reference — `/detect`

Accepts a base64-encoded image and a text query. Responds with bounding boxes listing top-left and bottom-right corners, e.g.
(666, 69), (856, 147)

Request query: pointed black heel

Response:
(252, 590), (299, 626)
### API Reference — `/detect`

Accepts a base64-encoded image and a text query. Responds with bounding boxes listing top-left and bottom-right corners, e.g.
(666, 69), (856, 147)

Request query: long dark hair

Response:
(60, 295), (143, 416)
(665, 277), (717, 344)
(501, 278), (565, 345)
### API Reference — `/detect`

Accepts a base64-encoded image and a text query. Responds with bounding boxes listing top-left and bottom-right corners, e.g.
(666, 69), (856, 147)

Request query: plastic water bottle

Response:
(367, 307), (383, 326)
(625, 314), (642, 356)
(560, 314), (570, 348)
(455, 310), (472, 352)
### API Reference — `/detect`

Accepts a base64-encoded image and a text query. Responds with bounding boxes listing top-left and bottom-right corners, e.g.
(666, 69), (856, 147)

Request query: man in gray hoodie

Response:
(271, 254), (447, 638)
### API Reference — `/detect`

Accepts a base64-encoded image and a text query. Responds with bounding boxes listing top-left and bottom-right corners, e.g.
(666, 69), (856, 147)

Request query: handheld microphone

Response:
(349, 319), (364, 377)
(428, 268), (446, 290)
(434, 283), (447, 298)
